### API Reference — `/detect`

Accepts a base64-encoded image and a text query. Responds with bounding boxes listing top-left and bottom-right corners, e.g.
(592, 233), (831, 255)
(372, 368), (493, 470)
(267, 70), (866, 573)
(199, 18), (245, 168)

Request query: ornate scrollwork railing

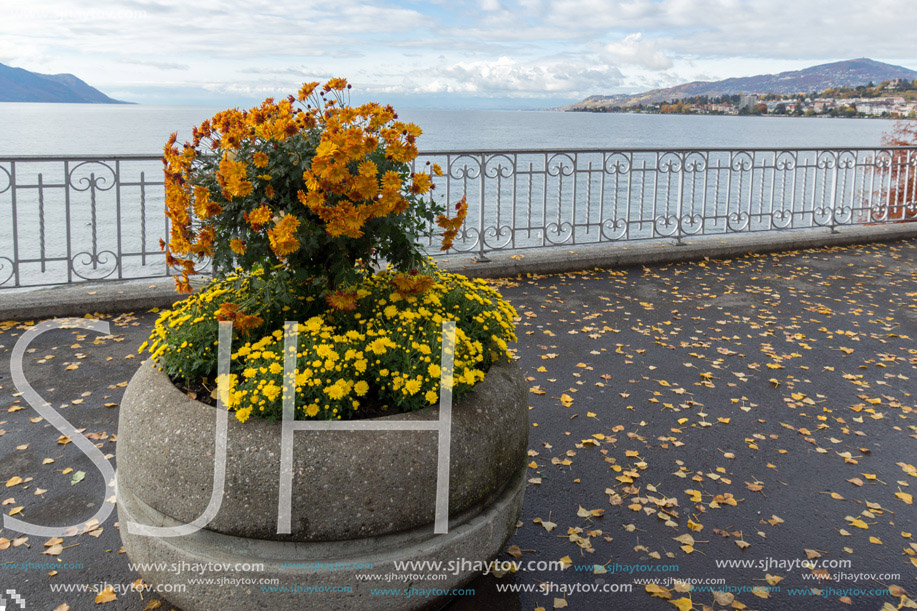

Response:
(1, 147), (916, 288)
(413, 146), (917, 261)
(0, 155), (166, 288)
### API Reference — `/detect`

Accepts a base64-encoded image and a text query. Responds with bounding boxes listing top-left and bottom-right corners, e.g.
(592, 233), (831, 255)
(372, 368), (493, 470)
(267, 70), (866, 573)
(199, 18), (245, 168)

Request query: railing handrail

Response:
(2, 145), (917, 162)
(0, 154), (164, 162)
(417, 146), (917, 155)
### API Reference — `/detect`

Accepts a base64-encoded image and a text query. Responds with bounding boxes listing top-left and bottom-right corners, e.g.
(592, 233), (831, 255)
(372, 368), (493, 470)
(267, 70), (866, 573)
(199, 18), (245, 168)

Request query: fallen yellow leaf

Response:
(669, 597), (693, 611)
(646, 584), (672, 599)
(95, 586), (117, 604)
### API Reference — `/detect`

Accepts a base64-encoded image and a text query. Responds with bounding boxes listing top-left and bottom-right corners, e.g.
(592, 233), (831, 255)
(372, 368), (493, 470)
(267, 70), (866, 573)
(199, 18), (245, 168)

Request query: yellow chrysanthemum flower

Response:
(403, 379), (421, 395)
(324, 381), (347, 400)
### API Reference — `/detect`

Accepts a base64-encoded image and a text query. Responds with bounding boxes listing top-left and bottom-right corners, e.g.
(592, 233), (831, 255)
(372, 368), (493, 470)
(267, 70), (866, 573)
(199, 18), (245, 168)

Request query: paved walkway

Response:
(1, 240), (916, 610)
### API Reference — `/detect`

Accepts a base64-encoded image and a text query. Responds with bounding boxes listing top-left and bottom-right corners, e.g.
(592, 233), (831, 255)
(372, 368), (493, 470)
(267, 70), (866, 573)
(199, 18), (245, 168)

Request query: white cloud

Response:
(422, 56), (622, 96)
(0, 0), (915, 105)
(121, 59), (190, 71)
(602, 33), (672, 70)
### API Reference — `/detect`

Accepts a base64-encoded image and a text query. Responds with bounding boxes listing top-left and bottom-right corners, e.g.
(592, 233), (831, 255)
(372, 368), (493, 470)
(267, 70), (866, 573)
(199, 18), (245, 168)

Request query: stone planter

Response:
(116, 358), (528, 610)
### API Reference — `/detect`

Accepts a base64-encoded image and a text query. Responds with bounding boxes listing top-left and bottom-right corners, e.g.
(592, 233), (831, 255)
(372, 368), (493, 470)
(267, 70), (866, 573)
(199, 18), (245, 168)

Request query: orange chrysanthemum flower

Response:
(267, 214), (300, 257)
(247, 204), (272, 230)
(218, 156), (253, 199)
(252, 151), (269, 168)
(325, 290), (359, 311)
(214, 302), (263, 334)
(391, 271), (435, 296)
(436, 196), (469, 251)
(229, 239), (247, 255)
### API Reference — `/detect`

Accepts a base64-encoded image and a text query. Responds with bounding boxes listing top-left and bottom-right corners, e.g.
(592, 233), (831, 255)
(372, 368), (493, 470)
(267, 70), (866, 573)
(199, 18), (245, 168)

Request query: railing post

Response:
(905, 149), (914, 217)
(65, 160), (72, 284)
(10, 161), (19, 287)
(38, 173), (46, 273)
(675, 151), (686, 246)
(474, 153), (490, 263)
(90, 172), (99, 269)
(829, 150), (840, 234)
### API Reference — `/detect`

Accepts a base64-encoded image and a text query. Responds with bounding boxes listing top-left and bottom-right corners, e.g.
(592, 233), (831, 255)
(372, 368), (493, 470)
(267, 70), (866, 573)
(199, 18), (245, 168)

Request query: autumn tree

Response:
(875, 121), (917, 221)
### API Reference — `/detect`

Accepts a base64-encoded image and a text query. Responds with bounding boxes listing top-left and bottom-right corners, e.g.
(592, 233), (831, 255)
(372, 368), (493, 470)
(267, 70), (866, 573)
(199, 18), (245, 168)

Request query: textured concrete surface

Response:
(117, 359), (528, 541)
(2, 223), (916, 320)
(0, 278), (188, 321)
(118, 465), (526, 611)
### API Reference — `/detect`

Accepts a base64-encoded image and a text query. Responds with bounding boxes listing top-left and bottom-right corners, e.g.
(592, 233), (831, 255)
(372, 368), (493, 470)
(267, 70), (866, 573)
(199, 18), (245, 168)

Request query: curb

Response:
(436, 223), (917, 278)
(1, 223), (915, 320)
(0, 277), (207, 322)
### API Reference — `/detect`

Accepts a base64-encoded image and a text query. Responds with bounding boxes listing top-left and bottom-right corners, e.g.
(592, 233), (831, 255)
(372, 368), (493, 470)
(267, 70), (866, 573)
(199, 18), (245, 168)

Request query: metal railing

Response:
(1, 147), (916, 289)
(0, 155), (165, 289)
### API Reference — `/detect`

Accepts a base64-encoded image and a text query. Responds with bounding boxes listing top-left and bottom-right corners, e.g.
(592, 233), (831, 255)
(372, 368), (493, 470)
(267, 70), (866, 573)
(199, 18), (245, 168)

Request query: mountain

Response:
(0, 62), (127, 103)
(567, 59), (917, 110)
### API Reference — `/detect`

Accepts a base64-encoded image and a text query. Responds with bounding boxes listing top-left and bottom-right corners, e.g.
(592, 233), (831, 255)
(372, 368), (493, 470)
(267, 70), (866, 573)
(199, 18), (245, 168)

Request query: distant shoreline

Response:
(563, 109), (911, 120)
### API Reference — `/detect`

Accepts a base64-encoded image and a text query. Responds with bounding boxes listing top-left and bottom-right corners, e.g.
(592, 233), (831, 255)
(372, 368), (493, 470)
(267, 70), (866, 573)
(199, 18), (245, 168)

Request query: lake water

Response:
(0, 103), (899, 156)
(0, 103), (907, 289)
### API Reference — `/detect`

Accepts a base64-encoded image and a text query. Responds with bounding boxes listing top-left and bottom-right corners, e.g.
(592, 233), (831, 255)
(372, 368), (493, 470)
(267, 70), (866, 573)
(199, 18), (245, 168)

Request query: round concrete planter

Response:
(117, 358), (528, 610)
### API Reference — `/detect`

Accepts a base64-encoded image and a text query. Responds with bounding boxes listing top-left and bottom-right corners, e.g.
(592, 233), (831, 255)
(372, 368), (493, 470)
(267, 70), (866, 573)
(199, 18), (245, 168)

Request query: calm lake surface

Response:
(0, 103), (905, 289)
(0, 103), (898, 156)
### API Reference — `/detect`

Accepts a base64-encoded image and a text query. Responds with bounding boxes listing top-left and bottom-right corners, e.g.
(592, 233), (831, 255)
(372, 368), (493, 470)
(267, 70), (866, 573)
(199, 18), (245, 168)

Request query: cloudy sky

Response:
(1, 0), (916, 108)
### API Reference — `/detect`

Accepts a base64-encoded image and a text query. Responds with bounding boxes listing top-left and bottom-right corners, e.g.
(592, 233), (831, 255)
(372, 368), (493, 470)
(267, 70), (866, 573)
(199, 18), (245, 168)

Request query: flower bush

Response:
(142, 267), (516, 421)
(146, 79), (514, 422)
(162, 78), (464, 295)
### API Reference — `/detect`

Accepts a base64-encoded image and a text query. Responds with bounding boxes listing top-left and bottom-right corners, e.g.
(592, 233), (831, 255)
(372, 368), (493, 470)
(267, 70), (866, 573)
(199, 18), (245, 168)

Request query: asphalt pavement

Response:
(1, 239), (916, 610)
